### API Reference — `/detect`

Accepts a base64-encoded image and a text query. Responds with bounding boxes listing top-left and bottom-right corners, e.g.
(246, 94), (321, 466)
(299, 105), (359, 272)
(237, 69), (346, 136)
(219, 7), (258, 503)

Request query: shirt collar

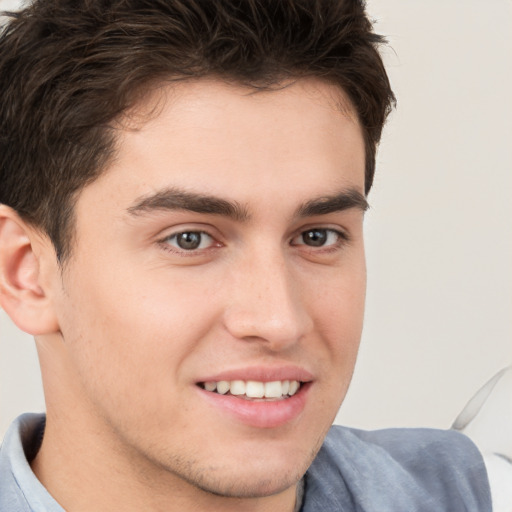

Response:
(0, 413), (64, 512)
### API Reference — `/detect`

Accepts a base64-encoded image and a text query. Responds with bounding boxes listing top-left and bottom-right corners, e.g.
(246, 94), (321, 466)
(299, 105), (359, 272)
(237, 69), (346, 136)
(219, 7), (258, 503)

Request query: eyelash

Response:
(158, 230), (219, 255)
(290, 228), (349, 251)
(158, 227), (349, 256)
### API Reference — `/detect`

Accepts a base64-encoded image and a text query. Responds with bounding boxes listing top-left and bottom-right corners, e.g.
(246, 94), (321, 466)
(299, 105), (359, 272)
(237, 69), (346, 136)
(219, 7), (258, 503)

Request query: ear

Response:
(0, 205), (59, 335)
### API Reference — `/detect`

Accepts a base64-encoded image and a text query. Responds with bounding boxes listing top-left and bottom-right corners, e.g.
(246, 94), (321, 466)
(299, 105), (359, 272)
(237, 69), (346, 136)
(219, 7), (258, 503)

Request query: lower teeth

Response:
(219, 392), (289, 401)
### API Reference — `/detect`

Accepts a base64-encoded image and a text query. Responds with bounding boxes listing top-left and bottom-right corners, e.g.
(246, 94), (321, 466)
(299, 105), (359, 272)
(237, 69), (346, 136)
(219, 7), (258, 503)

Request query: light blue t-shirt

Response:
(0, 414), (491, 511)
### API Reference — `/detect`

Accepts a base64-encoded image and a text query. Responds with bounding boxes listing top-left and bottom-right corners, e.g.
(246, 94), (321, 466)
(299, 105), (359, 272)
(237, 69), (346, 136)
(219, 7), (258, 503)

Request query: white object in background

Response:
(452, 366), (512, 512)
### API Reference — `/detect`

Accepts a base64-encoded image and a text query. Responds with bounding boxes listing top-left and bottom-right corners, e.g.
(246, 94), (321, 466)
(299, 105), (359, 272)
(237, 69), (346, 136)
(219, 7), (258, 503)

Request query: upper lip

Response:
(197, 365), (314, 384)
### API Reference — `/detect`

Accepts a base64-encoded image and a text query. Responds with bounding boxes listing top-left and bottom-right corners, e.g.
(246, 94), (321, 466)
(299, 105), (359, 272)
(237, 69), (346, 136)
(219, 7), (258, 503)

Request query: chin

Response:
(189, 464), (303, 499)
(161, 445), (313, 500)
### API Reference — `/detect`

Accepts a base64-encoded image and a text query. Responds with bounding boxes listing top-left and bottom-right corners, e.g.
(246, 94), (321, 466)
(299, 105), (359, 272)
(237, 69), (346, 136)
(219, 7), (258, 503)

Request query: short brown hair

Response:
(0, 0), (394, 260)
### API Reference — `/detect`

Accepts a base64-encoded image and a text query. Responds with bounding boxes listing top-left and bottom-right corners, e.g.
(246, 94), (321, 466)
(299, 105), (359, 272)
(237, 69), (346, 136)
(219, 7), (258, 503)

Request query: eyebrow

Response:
(297, 189), (369, 217)
(127, 188), (250, 222)
(127, 187), (368, 221)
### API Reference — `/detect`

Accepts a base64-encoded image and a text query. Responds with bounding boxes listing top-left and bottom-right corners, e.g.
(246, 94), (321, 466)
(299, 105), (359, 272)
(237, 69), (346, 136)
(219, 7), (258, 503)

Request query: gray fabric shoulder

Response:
(0, 416), (36, 512)
(301, 426), (492, 512)
(0, 414), (64, 512)
(0, 462), (32, 512)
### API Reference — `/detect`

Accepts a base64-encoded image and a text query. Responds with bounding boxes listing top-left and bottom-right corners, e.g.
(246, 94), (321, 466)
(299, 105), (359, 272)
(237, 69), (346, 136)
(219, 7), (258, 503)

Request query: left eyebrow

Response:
(127, 187), (250, 222)
(297, 188), (369, 217)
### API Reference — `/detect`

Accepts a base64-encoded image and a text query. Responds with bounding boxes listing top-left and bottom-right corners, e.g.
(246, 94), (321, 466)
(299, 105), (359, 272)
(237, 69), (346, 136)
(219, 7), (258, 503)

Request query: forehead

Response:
(77, 78), (365, 218)
(127, 76), (359, 125)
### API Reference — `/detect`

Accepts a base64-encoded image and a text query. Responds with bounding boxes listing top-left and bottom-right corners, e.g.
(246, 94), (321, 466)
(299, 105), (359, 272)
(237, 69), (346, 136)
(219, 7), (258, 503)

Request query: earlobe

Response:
(0, 205), (59, 335)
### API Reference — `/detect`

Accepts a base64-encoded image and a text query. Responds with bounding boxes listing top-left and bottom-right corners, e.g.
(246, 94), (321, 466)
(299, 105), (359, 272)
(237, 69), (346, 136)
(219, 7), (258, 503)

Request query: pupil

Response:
(177, 232), (201, 250)
(304, 229), (327, 247)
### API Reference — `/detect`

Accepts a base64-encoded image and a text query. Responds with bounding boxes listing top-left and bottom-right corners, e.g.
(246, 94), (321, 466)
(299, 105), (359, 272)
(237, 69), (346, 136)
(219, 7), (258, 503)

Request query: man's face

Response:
(46, 79), (367, 499)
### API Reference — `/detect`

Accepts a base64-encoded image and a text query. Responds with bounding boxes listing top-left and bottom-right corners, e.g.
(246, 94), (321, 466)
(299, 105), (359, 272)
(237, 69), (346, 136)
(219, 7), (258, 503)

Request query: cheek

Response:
(312, 259), (366, 334)
(306, 259), (366, 388)
(59, 262), (222, 396)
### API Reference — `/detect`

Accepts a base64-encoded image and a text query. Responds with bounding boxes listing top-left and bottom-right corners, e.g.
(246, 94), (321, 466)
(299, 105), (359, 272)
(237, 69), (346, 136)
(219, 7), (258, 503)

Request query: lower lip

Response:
(196, 383), (311, 429)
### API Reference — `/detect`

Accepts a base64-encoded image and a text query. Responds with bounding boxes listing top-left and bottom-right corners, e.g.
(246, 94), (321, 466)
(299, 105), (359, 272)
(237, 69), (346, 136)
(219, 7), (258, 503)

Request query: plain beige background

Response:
(1, 0), (511, 438)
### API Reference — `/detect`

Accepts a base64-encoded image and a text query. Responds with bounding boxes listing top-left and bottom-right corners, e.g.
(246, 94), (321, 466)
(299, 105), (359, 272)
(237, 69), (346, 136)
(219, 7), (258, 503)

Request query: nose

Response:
(222, 249), (313, 350)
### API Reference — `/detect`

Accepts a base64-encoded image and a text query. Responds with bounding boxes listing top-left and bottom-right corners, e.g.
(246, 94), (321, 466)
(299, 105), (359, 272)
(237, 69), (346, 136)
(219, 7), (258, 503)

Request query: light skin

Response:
(0, 78), (367, 512)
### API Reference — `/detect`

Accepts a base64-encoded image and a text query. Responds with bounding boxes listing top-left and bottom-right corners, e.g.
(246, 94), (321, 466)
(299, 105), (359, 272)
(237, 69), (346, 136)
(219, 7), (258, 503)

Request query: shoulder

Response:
(301, 426), (492, 512)
(0, 413), (62, 512)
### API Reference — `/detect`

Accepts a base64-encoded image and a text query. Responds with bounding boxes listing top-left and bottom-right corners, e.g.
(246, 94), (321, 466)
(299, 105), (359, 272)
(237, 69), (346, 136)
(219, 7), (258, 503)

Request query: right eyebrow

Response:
(126, 187), (250, 222)
(297, 188), (369, 217)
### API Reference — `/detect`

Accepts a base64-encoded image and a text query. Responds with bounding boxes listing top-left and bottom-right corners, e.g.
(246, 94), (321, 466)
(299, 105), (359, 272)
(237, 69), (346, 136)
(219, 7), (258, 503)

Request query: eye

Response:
(164, 231), (215, 251)
(292, 228), (345, 248)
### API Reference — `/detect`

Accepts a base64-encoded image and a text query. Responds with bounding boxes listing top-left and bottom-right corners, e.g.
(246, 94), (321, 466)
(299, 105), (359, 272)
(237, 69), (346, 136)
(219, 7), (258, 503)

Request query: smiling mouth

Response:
(198, 380), (302, 401)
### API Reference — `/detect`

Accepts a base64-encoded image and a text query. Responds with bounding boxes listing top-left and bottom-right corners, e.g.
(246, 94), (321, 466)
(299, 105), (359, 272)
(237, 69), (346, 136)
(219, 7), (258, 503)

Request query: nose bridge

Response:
(223, 246), (310, 348)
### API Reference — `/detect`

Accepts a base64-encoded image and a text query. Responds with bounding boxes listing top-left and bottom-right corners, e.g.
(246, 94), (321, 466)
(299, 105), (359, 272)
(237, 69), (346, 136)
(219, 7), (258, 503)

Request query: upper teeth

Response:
(203, 380), (301, 398)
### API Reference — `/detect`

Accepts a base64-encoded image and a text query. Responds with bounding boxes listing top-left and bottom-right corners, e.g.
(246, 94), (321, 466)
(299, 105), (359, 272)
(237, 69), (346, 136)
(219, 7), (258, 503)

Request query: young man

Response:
(0, 1), (491, 511)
